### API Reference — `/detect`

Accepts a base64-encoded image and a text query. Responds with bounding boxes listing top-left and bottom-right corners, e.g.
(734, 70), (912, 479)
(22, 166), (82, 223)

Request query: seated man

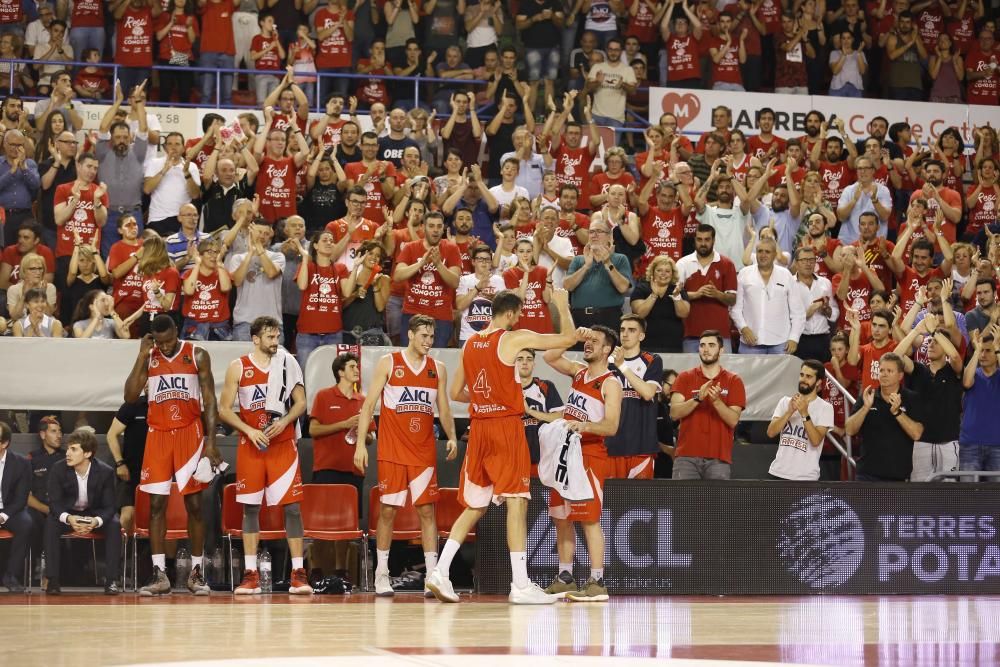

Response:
(0, 421), (31, 593)
(44, 429), (122, 595)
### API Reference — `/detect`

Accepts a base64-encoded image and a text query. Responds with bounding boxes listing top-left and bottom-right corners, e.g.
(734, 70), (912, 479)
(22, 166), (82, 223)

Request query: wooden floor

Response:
(2, 593), (1000, 666)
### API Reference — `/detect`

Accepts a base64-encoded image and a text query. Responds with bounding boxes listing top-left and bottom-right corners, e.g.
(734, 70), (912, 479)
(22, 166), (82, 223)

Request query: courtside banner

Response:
(477, 480), (1000, 595)
(648, 87), (992, 146)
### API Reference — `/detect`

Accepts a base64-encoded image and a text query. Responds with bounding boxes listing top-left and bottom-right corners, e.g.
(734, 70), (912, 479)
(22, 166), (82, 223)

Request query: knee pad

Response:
(283, 503), (304, 539)
(242, 504), (261, 534)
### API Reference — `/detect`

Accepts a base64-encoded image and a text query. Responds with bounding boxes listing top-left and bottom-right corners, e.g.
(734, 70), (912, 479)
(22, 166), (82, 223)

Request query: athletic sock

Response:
(291, 557), (304, 570)
(510, 552), (529, 588)
(191, 555), (203, 569)
(558, 562), (573, 577)
(591, 568), (604, 582)
(437, 539), (460, 577)
(424, 552), (438, 576)
(376, 549), (390, 574)
(244, 554), (257, 571)
(152, 554), (166, 570)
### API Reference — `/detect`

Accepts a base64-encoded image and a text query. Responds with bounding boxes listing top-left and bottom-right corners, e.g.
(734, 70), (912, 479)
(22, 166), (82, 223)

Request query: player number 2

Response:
(472, 369), (492, 399)
(170, 405), (181, 421)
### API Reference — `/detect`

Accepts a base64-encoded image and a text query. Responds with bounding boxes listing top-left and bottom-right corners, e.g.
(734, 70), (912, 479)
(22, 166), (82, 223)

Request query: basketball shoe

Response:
(289, 568), (314, 595)
(187, 565), (210, 596)
(509, 581), (557, 604)
(425, 569), (459, 602)
(139, 566), (171, 596)
(234, 569), (261, 595)
(566, 577), (609, 602)
(544, 571), (576, 599)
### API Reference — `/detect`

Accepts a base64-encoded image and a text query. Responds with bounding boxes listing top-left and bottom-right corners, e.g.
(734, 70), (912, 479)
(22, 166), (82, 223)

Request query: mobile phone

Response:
(77, 517), (94, 525)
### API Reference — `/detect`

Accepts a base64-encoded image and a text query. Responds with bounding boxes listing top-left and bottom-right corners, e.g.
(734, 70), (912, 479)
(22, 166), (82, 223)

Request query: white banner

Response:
(649, 87), (988, 147)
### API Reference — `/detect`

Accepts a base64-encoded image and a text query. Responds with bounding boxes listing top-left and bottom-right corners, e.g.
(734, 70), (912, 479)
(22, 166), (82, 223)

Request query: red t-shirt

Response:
(966, 184), (999, 238)
(154, 13), (198, 61)
(672, 366), (747, 462)
(680, 255), (738, 338)
(141, 266), (181, 313)
(184, 137), (215, 171)
(855, 239), (895, 289)
(550, 142), (596, 193)
(108, 241), (144, 313)
(858, 340), (893, 391)
(966, 46), (1000, 106)
(355, 61), (391, 106)
(947, 11), (977, 54)
(556, 212), (591, 253)
(896, 266), (944, 315)
(819, 161), (856, 207)
(908, 185), (961, 246)
(297, 261), (349, 333)
(502, 265), (553, 333)
(117, 6), (154, 67)
(252, 34), (283, 70)
(755, 0), (782, 33)
(398, 239), (462, 321)
(256, 156), (298, 223)
(180, 267), (231, 322)
(831, 271), (874, 329)
(272, 111), (308, 134)
(73, 69), (110, 97)
(310, 385), (365, 474)
(708, 36), (743, 86)
(315, 7), (354, 68)
(812, 238), (841, 280)
(53, 182), (109, 257)
(453, 236), (484, 273)
(667, 34), (701, 81)
(915, 7), (946, 51)
(199, 0), (237, 55)
(311, 118), (347, 150)
(637, 206), (684, 277)
(767, 165), (806, 188)
(1, 244), (55, 284)
(344, 161), (397, 224)
(625, 0), (658, 42)
(634, 148), (671, 203)
(71, 0), (104, 27)
(325, 217), (380, 270)
(589, 170), (636, 204)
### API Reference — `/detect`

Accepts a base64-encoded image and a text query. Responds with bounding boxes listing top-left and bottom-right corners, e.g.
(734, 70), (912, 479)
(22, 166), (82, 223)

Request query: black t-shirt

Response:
(334, 145), (363, 168)
(856, 387), (924, 481)
(114, 397), (149, 471)
(487, 121), (516, 179)
(378, 135), (419, 168)
(607, 351), (664, 456)
(29, 446), (65, 503)
(523, 378), (564, 464)
(303, 181), (345, 233)
(490, 72), (522, 108)
(37, 158), (77, 230)
(906, 362), (963, 444)
(519, 0), (562, 48)
(630, 281), (684, 352)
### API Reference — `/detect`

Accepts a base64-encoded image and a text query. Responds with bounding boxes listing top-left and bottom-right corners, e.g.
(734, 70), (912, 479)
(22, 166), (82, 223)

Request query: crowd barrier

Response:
(0, 340), (801, 420)
(476, 480), (1000, 595)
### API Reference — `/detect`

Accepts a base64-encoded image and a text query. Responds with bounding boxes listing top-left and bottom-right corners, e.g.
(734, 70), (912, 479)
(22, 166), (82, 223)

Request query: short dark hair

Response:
(360, 131), (379, 144)
(801, 359), (827, 383)
(880, 352), (905, 373)
(620, 314), (646, 332)
(77, 151), (98, 164)
(202, 113), (225, 133)
(492, 290), (524, 317)
(24, 287), (47, 303)
(250, 316), (281, 338)
(870, 309), (892, 327)
(0, 421), (10, 446)
(39, 415), (60, 432)
(424, 211), (445, 226)
(109, 120), (130, 135)
(910, 239), (934, 257)
(331, 352), (360, 382)
(65, 428), (97, 457)
(150, 314), (176, 334)
(592, 325), (618, 349)
(408, 314), (435, 334)
(923, 158), (946, 172)
(695, 223), (716, 238)
(700, 329), (725, 345)
(347, 185), (366, 200)
(976, 278), (997, 292)
(471, 244), (492, 260)
(17, 220), (42, 240)
(559, 183), (579, 197)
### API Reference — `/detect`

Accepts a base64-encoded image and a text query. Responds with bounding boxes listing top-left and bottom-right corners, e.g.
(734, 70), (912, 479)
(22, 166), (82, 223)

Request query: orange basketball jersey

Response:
(462, 329), (523, 419)
(378, 351), (438, 466)
(564, 368), (619, 456)
(236, 355), (296, 446)
(146, 341), (202, 430)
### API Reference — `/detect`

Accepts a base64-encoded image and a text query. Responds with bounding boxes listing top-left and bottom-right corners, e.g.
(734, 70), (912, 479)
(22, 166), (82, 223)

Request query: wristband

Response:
(116, 460), (127, 467)
(693, 396), (702, 403)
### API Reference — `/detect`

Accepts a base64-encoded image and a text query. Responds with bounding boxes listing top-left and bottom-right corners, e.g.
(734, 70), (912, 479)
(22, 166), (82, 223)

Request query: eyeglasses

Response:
(348, 199), (366, 205)
(57, 139), (78, 144)
(474, 256), (491, 262)
(590, 229), (610, 235)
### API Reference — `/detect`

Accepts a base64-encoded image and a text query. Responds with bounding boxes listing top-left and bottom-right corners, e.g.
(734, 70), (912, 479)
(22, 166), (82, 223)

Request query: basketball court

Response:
(3, 593), (999, 666)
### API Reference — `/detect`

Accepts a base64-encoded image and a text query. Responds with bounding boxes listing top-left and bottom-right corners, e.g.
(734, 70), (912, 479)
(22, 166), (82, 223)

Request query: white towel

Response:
(265, 347), (304, 438)
(538, 419), (593, 501)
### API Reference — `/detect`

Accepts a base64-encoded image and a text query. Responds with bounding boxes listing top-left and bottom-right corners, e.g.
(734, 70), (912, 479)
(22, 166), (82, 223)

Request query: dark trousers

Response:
(1, 509), (32, 578)
(45, 512), (122, 582)
(795, 332), (832, 363)
(570, 306), (623, 350)
(148, 216), (180, 238)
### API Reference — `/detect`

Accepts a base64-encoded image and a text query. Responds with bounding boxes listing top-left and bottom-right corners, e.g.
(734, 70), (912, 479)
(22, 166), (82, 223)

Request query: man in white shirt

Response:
(225, 222), (286, 341)
(836, 155), (892, 244)
(691, 172), (750, 266)
(500, 126), (551, 200)
(533, 207), (574, 288)
(766, 360), (834, 481)
(731, 237), (805, 354)
(791, 246), (838, 362)
(488, 158), (530, 223)
(143, 132), (201, 237)
(454, 244), (507, 346)
(585, 37), (637, 128)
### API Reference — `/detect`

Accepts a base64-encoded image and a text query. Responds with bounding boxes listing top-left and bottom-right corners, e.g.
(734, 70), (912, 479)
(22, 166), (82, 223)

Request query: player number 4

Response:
(472, 369), (492, 399)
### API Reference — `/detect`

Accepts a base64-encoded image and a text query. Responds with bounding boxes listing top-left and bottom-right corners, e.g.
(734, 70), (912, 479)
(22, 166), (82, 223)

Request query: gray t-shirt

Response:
(225, 250), (286, 324)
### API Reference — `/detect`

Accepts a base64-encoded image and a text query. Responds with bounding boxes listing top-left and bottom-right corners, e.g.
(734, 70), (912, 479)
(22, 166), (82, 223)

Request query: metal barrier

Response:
(929, 471), (1000, 482)
(823, 373), (857, 473)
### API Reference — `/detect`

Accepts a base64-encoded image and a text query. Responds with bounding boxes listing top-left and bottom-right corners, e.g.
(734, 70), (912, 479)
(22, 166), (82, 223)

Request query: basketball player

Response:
(426, 288), (587, 605)
(517, 349), (564, 473)
(542, 326), (623, 601)
(354, 314), (458, 597)
(124, 314), (221, 596)
(605, 315), (663, 479)
(218, 316), (312, 595)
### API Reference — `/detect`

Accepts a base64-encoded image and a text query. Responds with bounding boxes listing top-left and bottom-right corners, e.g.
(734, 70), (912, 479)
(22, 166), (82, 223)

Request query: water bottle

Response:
(39, 550), (46, 585)
(259, 547), (272, 593)
(212, 548), (224, 586)
(176, 546), (192, 588)
(231, 545), (243, 587)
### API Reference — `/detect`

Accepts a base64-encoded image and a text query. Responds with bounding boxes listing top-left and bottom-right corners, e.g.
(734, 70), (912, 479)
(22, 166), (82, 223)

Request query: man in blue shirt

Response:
(563, 220), (632, 334)
(0, 130), (41, 242)
(961, 326), (1000, 478)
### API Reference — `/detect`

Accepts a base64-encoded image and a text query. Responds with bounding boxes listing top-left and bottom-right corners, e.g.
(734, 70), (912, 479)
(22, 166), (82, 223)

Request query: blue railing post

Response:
(215, 71), (221, 108)
(314, 75), (321, 112)
(413, 75), (420, 111)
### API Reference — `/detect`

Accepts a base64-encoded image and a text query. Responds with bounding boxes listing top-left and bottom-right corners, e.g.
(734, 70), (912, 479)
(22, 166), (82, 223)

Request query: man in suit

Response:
(44, 429), (122, 595)
(0, 422), (32, 593)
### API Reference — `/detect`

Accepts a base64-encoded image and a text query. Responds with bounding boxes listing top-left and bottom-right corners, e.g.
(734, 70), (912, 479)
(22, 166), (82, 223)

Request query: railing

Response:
(824, 372), (857, 474)
(929, 471), (1000, 482)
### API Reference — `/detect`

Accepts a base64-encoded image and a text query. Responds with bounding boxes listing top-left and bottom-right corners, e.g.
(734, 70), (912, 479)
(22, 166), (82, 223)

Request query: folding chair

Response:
(131, 484), (190, 591)
(435, 487), (476, 542)
(0, 530), (31, 590)
(221, 484), (287, 591)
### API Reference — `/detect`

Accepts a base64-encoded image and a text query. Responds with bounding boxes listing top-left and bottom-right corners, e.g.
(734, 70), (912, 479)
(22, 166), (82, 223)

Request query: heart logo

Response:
(660, 92), (701, 129)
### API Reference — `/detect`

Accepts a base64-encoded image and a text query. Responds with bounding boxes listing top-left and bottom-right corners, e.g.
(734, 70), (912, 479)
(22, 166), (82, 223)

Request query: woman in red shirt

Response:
(154, 0), (199, 103)
(136, 234), (181, 334)
(112, 0), (161, 96)
(181, 238), (233, 340)
(295, 230), (350, 372)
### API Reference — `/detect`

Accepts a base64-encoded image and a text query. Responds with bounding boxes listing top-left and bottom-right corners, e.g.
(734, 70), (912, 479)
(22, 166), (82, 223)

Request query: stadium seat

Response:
(435, 488), (475, 542)
(300, 484), (368, 590)
(367, 486), (422, 541)
(221, 484), (287, 591)
(60, 532), (105, 586)
(131, 484), (190, 591)
(0, 530), (30, 590)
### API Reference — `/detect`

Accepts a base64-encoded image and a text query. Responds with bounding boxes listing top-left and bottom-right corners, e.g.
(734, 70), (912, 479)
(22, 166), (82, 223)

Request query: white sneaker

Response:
(374, 571), (394, 597)
(509, 581), (557, 605)
(425, 569), (459, 603)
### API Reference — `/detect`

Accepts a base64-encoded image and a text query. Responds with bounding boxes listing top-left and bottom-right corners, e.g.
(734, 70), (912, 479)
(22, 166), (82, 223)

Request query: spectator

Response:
(563, 220), (632, 330)
(966, 158), (999, 241)
(845, 352), (925, 481)
(355, 39), (393, 109)
(966, 27), (999, 107)
(24, 3), (59, 52)
(253, 115), (310, 225)
(33, 21), (72, 96)
(0, 421), (31, 593)
(689, 170), (750, 265)
(630, 254), (688, 353)
(750, 168), (803, 259)
(344, 132), (397, 226)
(791, 246), (838, 362)
(63, 238), (110, 325)
(582, 0), (619, 47)
(163, 203), (206, 274)
(532, 208), (575, 289)
(660, 3), (704, 88)
(966, 279), (998, 337)
(0, 98), (34, 155)
(72, 50), (111, 102)
(928, 32), (964, 103)
(455, 243), (506, 345)
(67, 0), (106, 60)
(440, 92), (482, 170)
(489, 158), (531, 223)
(586, 37), (637, 129)
(12, 287), (63, 337)
(32, 71), (84, 135)
(731, 236), (804, 354)
(517, 0), (564, 110)
(0, 222), (55, 290)
(961, 326), (1000, 477)
(111, 0), (161, 96)
(464, 0), (503, 67)
(53, 153), (107, 284)
(885, 11), (927, 101)
(828, 29), (867, 96)
(272, 215), (307, 341)
(847, 307), (895, 392)
(201, 140), (258, 235)
(198, 0), (238, 107)
(71, 290), (133, 339)
(708, 16), (748, 91)
(0, 130), (40, 237)
(251, 13), (286, 102)
(95, 88), (149, 256)
(226, 221), (285, 340)
(293, 230), (349, 370)
(499, 124), (547, 200)
(393, 211), (461, 346)
(675, 224), (737, 352)
(893, 315), (964, 481)
(766, 359), (834, 480)
(144, 133), (201, 238)
(0, 36), (33, 94)
(669, 329), (746, 480)
(546, 95), (600, 196)
(888, 227), (951, 314)
(774, 13), (812, 94)
(178, 238), (232, 340)
(311, 95), (359, 153)
(342, 240), (390, 344)
(378, 108), (418, 168)
(503, 238), (552, 333)
(836, 156), (893, 244)
(44, 429), (122, 594)
(441, 165), (499, 247)
(153, 0), (198, 103)
(34, 129), (77, 250)
(134, 235), (181, 331)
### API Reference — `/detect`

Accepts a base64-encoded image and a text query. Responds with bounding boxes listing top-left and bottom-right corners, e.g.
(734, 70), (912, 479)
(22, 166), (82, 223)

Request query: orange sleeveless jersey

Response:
(564, 368), (618, 456)
(146, 341), (202, 430)
(378, 351), (439, 466)
(236, 355), (296, 445)
(462, 329), (523, 419)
